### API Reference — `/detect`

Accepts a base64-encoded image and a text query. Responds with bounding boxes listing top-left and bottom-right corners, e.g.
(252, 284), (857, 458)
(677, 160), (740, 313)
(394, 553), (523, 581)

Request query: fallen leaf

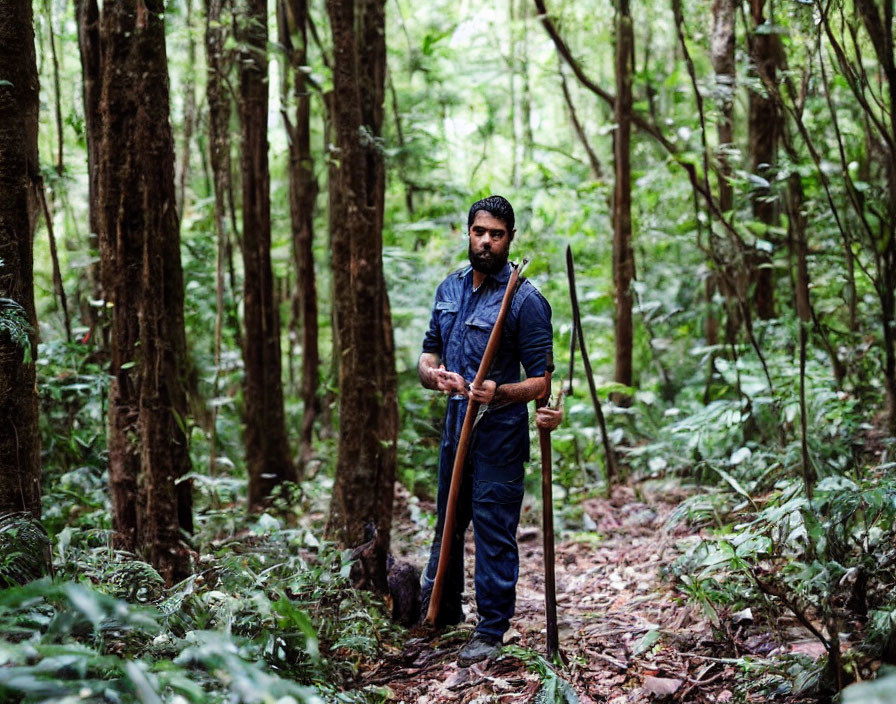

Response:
(444, 667), (471, 690)
(643, 676), (683, 697)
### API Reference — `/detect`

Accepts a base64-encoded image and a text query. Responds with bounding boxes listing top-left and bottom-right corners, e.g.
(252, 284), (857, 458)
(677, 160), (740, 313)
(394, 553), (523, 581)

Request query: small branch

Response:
(35, 178), (71, 342)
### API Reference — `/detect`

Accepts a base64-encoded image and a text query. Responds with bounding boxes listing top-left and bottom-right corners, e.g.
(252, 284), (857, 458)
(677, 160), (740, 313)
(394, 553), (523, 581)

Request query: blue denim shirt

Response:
(422, 261), (553, 466)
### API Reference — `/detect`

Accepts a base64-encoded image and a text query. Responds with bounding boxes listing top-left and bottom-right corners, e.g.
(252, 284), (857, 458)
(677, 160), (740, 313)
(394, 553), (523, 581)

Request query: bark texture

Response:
(0, 0), (41, 518)
(205, 0), (234, 474)
(74, 0), (104, 334)
(853, 0), (896, 433)
(706, 0), (736, 348)
(613, 0), (635, 401)
(95, 0), (192, 583)
(324, 0), (398, 592)
(238, 0), (295, 508)
(282, 0), (321, 474)
(710, 0), (735, 214)
(748, 0), (781, 320)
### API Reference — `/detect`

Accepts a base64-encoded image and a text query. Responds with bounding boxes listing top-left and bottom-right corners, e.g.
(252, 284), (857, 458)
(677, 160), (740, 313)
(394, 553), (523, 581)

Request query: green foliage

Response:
(0, 297), (34, 363)
(0, 499), (403, 702)
(21, 0), (896, 698)
(0, 513), (50, 588)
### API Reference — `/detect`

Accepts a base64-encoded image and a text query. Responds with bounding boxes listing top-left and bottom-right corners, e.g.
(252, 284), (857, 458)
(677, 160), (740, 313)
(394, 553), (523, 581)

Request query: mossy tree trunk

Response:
(95, 0), (193, 583)
(612, 0), (635, 404)
(0, 0), (41, 518)
(325, 0), (398, 592)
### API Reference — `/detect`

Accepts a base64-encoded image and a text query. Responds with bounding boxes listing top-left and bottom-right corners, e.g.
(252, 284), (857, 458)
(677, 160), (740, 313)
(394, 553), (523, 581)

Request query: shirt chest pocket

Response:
(464, 313), (498, 361)
(436, 300), (459, 342)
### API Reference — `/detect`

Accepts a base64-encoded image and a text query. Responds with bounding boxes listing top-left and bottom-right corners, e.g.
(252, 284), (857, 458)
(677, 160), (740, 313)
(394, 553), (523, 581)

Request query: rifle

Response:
(425, 258), (529, 627)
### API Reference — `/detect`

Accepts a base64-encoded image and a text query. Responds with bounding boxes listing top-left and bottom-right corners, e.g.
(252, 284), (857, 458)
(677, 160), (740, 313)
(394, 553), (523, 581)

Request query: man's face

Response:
(468, 210), (513, 275)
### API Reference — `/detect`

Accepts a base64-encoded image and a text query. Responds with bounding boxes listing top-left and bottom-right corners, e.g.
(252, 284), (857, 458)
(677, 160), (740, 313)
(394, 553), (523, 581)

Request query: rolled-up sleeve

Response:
(517, 289), (553, 378)
(422, 291), (443, 355)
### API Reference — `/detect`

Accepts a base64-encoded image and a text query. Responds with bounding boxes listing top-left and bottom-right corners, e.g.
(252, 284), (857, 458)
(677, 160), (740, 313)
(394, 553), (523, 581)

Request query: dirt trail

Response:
(364, 482), (761, 703)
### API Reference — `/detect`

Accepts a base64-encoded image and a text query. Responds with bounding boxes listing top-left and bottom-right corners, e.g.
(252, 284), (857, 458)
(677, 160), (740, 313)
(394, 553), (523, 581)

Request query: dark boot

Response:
(457, 634), (500, 667)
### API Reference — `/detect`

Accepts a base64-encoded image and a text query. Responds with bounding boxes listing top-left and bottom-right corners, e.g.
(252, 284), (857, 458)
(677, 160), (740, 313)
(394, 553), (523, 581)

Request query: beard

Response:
(468, 244), (509, 275)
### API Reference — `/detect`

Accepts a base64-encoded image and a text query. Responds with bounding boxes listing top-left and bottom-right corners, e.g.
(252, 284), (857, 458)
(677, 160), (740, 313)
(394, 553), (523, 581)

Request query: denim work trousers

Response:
(422, 435), (525, 641)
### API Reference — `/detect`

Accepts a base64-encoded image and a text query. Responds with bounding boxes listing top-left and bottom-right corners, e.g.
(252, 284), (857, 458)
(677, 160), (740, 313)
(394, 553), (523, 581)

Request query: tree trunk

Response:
(282, 0), (321, 475)
(854, 0), (896, 434)
(74, 0), (104, 338)
(96, 0), (192, 583)
(0, 0), (41, 518)
(748, 0), (780, 320)
(324, 0), (398, 592)
(706, 0), (736, 351)
(177, 0), (198, 217)
(613, 0), (635, 402)
(238, 0), (295, 508)
(206, 0), (234, 474)
(710, 0), (735, 214)
(509, 0), (519, 187)
(519, 0), (535, 163)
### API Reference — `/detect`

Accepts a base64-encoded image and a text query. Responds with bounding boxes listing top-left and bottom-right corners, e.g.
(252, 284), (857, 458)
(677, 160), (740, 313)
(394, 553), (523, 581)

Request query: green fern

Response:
(0, 512), (51, 587)
(108, 560), (166, 604)
(0, 298), (34, 363)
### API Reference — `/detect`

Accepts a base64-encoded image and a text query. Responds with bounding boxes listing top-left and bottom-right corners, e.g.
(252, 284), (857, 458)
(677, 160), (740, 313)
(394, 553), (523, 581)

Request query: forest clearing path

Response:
(362, 482), (760, 703)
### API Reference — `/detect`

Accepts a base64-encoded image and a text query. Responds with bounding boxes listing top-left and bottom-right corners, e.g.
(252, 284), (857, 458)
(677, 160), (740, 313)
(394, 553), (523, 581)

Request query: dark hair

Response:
(467, 195), (515, 234)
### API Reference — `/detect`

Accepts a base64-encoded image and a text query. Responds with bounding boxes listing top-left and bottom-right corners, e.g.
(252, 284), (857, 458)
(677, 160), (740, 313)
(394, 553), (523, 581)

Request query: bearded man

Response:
(417, 195), (554, 665)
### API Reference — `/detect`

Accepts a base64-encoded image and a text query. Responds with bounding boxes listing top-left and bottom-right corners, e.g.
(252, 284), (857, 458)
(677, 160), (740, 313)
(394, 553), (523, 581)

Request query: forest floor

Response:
(357, 480), (820, 703)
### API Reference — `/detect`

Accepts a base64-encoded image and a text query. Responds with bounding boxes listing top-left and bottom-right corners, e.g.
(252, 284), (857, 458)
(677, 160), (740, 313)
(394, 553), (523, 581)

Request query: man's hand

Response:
(535, 406), (563, 432)
(432, 365), (467, 395)
(469, 379), (497, 405)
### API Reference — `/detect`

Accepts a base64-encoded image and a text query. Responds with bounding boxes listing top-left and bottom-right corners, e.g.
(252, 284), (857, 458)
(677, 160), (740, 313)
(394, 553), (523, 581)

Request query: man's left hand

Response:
(468, 380), (497, 405)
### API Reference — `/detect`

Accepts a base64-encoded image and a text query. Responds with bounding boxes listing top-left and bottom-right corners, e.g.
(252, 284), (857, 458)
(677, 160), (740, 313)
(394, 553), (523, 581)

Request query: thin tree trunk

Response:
(612, 0), (635, 404)
(509, 0), (519, 187)
(177, 0), (198, 217)
(789, 172), (815, 499)
(36, 183), (71, 342)
(711, 0), (735, 213)
(324, 0), (397, 592)
(519, 0), (534, 163)
(74, 0), (104, 337)
(387, 75), (415, 216)
(854, 0), (896, 434)
(238, 0), (295, 508)
(205, 0), (230, 476)
(202, 0), (243, 356)
(96, 0), (192, 583)
(0, 0), (41, 518)
(281, 0), (321, 475)
(707, 0), (736, 353)
(559, 66), (603, 180)
(45, 0), (64, 176)
(748, 0), (780, 320)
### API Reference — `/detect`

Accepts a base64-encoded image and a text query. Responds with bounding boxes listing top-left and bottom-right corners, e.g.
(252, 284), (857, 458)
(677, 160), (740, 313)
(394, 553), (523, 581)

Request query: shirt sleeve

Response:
(516, 288), (553, 378)
(422, 289), (443, 355)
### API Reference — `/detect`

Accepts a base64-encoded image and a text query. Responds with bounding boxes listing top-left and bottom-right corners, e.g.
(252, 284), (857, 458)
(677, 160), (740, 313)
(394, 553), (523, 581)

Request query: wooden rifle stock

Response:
(425, 258), (528, 627)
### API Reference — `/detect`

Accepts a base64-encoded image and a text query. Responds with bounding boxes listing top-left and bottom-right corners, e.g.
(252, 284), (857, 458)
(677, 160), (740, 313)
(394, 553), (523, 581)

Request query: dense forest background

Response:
(2, 0), (896, 701)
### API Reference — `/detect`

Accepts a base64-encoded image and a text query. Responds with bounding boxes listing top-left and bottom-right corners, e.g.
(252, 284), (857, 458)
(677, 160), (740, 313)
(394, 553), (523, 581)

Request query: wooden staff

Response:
(566, 244), (618, 483)
(535, 362), (561, 660)
(425, 258), (528, 627)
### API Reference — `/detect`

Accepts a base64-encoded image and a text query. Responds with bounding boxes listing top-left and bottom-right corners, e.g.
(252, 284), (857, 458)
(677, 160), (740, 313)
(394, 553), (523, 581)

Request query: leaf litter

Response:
(359, 481), (821, 703)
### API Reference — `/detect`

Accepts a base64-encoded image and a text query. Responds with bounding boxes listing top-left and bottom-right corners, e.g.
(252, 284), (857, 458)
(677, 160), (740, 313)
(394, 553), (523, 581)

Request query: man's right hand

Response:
(419, 353), (468, 395)
(432, 365), (467, 395)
